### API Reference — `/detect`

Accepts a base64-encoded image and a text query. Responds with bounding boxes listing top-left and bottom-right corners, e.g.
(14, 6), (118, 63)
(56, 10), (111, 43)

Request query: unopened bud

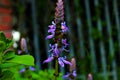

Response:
(20, 38), (28, 53)
(87, 73), (93, 80)
(69, 57), (76, 72)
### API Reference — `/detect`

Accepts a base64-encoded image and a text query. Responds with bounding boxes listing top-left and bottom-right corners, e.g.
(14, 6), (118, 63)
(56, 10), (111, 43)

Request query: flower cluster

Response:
(19, 66), (36, 73)
(63, 57), (77, 79)
(44, 21), (71, 67)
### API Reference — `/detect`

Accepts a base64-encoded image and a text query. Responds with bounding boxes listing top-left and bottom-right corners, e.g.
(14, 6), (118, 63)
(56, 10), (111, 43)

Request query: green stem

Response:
(54, 58), (59, 80)
(0, 53), (2, 64)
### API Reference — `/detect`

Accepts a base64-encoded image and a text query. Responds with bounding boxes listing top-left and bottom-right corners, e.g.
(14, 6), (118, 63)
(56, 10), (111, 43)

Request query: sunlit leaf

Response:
(0, 63), (19, 68)
(6, 55), (34, 66)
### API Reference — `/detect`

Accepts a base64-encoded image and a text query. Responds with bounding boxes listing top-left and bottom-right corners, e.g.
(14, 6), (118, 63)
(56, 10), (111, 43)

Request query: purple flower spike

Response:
(61, 22), (68, 33)
(43, 56), (54, 63)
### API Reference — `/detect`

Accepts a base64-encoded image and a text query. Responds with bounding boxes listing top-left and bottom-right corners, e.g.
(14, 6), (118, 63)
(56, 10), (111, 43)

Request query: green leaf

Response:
(0, 32), (6, 42)
(0, 63), (19, 68)
(0, 70), (14, 80)
(0, 41), (6, 52)
(6, 55), (34, 66)
(3, 51), (16, 61)
(0, 31), (13, 50)
(6, 39), (13, 49)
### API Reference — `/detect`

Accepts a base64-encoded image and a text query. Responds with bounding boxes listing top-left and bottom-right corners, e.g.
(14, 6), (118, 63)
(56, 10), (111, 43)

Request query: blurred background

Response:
(0, 0), (120, 80)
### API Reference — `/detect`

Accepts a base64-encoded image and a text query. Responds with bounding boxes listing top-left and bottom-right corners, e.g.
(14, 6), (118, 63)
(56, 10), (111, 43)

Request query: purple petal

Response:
(29, 66), (36, 71)
(62, 59), (72, 65)
(19, 68), (25, 73)
(48, 29), (55, 33)
(18, 50), (22, 54)
(58, 58), (64, 67)
(63, 48), (69, 52)
(45, 34), (54, 39)
(54, 48), (59, 56)
(63, 73), (70, 78)
(48, 25), (54, 29)
(61, 22), (68, 33)
(43, 57), (54, 63)
(72, 70), (77, 77)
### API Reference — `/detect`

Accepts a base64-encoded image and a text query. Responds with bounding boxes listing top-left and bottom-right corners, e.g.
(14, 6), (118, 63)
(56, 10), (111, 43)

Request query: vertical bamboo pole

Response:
(104, 0), (117, 80)
(31, 0), (41, 69)
(84, 0), (97, 72)
(94, 0), (107, 79)
(76, 18), (85, 58)
(113, 0), (120, 57)
(74, 0), (85, 58)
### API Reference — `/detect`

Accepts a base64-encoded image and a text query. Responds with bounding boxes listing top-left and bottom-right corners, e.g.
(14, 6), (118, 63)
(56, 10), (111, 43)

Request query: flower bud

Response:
(69, 57), (76, 72)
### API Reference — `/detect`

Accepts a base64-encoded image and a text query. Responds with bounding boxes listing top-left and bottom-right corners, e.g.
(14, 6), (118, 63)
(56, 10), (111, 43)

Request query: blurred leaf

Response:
(6, 55), (34, 66)
(6, 39), (13, 50)
(0, 63), (18, 68)
(3, 51), (16, 61)
(0, 32), (6, 42)
(0, 41), (6, 52)
(0, 70), (14, 80)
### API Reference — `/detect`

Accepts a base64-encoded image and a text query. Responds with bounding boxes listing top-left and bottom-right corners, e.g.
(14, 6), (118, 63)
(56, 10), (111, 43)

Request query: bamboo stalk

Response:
(94, 0), (107, 79)
(84, 0), (97, 72)
(113, 0), (120, 58)
(31, 0), (41, 69)
(104, 0), (117, 80)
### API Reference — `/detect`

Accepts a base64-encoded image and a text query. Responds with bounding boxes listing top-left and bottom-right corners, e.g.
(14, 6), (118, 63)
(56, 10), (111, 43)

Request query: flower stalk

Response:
(44, 0), (71, 79)
(54, 58), (59, 80)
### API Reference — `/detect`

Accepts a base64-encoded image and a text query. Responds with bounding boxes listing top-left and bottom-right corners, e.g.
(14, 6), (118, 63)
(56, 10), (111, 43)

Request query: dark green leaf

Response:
(0, 32), (6, 42)
(0, 70), (14, 80)
(3, 51), (16, 61)
(0, 41), (6, 52)
(6, 39), (13, 49)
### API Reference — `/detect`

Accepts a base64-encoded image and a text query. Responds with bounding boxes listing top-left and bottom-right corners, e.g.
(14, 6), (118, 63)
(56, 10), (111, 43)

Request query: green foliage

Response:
(5, 55), (34, 66)
(12, 65), (62, 80)
(0, 31), (35, 80)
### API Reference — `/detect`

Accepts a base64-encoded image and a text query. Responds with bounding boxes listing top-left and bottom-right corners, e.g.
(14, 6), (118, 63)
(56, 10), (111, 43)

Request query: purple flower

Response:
(53, 43), (60, 56)
(58, 57), (71, 67)
(61, 22), (68, 33)
(63, 57), (77, 79)
(63, 70), (77, 79)
(43, 56), (54, 63)
(48, 43), (61, 57)
(46, 22), (56, 39)
(46, 34), (55, 39)
(19, 68), (25, 73)
(29, 66), (36, 71)
(62, 39), (69, 46)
